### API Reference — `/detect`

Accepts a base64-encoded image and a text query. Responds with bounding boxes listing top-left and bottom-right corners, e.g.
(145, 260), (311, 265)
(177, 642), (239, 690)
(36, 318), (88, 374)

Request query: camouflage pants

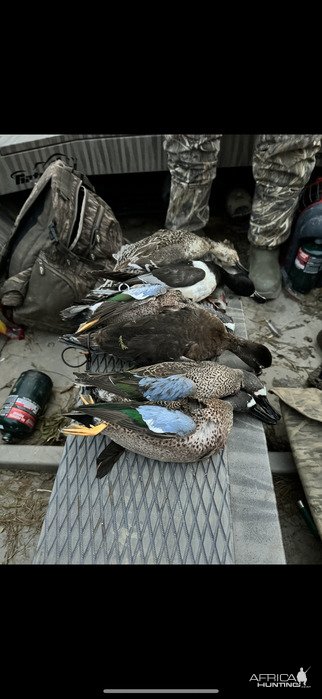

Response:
(163, 134), (322, 247)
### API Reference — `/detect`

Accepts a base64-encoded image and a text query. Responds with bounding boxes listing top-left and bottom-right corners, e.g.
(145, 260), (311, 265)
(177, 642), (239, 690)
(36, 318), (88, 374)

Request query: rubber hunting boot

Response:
(248, 245), (282, 300)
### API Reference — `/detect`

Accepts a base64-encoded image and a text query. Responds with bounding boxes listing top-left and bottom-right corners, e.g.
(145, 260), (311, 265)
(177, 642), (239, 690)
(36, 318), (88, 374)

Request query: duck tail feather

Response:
(59, 332), (95, 350)
(96, 441), (125, 478)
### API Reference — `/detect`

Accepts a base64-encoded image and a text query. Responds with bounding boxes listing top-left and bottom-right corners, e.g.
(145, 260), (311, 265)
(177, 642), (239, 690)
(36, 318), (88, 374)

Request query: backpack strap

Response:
(12, 160), (59, 233)
(56, 163), (95, 199)
(74, 169), (95, 192)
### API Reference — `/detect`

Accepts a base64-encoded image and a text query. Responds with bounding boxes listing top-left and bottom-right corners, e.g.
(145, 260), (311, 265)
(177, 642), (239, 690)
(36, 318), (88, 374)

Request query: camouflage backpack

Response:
(0, 159), (123, 332)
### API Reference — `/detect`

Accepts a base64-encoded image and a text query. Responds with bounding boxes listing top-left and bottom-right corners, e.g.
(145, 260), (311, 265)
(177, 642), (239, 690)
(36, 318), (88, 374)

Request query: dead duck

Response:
(202, 303), (235, 332)
(95, 259), (264, 302)
(60, 292), (272, 373)
(74, 361), (280, 422)
(63, 288), (236, 335)
(62, 286), (236, 339)
(63, 288), (186, 336)
(62, 261), (260, 333)
(62, 388), (279, 477)
(60, 282), (168, 329)
(112, 228), (247, 273)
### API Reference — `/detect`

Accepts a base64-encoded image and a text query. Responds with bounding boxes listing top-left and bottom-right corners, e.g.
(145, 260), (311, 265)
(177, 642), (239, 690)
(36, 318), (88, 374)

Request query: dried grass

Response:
(0, 471), (55, 564)
(24, 390), (78, 446)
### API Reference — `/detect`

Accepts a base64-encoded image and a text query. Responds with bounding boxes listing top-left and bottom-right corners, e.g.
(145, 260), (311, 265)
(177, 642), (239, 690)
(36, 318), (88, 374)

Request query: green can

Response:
(0, 370), (53, 443)
(289, 238), (322, 293)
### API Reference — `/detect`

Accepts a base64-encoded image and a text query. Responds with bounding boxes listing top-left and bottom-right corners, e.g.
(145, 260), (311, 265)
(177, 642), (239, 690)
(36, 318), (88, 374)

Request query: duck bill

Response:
(235, 261), (249, 274)
(250, 397), (281, 424)
(251, 291), (268, 303)
(256, 396), (281, 423)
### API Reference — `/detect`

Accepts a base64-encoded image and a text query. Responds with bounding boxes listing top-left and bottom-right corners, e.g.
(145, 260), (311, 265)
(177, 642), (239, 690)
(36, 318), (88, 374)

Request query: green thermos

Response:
(0, 370), (53, 443)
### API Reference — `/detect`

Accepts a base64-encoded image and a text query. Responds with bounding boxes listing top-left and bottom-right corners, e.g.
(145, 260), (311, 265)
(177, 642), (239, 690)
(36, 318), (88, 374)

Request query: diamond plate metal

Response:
(33, 297), (284, 564)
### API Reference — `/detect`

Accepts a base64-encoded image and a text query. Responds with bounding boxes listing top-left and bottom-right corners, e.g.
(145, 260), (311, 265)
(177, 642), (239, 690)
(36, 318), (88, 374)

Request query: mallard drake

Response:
(61, 384), (279, 476)
(60, 291), (272, 373)
(74, 360), (280, 422)
(112, 228), (247, 273)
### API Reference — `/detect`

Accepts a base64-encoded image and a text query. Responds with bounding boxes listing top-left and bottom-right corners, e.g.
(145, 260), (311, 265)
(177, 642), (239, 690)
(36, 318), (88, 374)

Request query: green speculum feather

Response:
(110, 292), (131, 302)
(94, 403), (146, 427)
(114, 382), (142, 399)
(121, 407), (146, 426)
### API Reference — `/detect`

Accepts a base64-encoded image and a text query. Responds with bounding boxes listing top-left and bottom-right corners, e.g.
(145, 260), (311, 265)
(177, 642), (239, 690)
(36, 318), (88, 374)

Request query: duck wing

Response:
(62, 285), (167, 332)
(74, 370), (197, 402)
(112, 229), (212, 271)
(74, 371), (148, 400)
(136, 263), (206, 288)
(66, 401), (196, 437)
(74, 286), (180, 335)
(84, 262), (206, 288)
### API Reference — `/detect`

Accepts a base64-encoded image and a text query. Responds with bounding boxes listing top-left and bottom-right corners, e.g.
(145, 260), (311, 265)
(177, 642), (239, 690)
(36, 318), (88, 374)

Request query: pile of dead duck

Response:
(59, 229), (279, 476)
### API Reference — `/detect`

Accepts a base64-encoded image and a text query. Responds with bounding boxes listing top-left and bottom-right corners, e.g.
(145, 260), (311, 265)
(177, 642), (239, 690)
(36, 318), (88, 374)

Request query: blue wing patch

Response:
(137, 405), (196, 435)
(127, 283), (167, 300)
(137, 374), (196, 401)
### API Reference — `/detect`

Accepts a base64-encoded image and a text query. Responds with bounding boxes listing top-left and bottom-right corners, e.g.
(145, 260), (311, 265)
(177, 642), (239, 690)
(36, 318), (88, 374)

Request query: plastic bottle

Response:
(0, 370), (53, 443)
(288, 238), (322, 293)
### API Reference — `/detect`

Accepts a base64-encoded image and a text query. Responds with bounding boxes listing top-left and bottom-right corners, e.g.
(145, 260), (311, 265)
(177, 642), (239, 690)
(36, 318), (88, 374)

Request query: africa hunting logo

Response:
(249, 667), (311, 688)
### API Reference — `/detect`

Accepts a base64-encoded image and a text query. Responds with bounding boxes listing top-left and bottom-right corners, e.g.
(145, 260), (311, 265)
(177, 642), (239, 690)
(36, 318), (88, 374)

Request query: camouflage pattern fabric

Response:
(271, 387), (322, 422)
(250, 135), (322, 247)
(163, 134), (322, 247)
(164, 134), (222, 232)
(278, 398), (322, 541)
(307, 364), (322, 390)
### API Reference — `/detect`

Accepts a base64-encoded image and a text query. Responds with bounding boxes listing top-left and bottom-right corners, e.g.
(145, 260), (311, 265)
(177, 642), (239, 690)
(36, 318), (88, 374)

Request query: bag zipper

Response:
(66, 178), (82, 249)
(37, 251), (79, 293)
(88, 204), (105, 258)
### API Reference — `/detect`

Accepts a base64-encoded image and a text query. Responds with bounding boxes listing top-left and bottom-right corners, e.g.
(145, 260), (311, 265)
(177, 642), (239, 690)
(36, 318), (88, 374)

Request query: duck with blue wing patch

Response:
(62, 396), (233, 465)
(74, 360), (280, 423)
(83, 258), (264, 306)
(62, 359), (280, 475)
(62, 384), (278, 472)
